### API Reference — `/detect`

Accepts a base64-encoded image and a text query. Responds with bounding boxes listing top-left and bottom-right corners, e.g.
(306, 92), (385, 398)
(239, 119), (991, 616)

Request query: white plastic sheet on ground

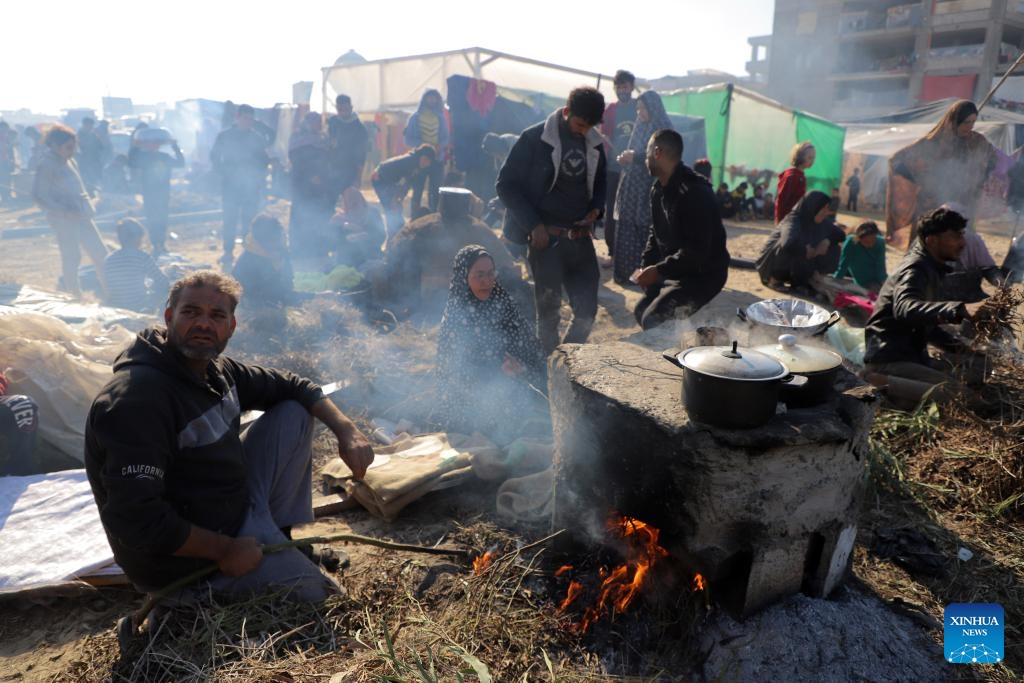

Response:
(0, 470), (116, 594)
(0, 305), (137, 462)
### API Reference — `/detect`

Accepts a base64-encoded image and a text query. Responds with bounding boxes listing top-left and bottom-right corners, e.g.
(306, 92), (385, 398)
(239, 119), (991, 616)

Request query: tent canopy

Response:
(322, 47), (618, 113)
(660, 84), (846, 195)
(846, 96), (1024, 125)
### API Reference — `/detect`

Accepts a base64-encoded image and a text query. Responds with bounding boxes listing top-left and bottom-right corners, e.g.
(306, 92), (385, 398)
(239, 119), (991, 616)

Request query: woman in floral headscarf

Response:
(435, 245), (547, 444)
(886, 100), (996, 250)
(611, 91), (674, 285)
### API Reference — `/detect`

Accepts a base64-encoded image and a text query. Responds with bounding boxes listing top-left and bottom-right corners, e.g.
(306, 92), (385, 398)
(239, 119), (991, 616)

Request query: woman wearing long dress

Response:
(885, 99), (996, 250)
(611, 91), (673, 286)
(435, 245), (548, 445)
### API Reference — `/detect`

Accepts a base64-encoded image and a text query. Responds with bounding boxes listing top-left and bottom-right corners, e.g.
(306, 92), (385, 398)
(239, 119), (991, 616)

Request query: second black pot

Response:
(663, 342), (805, 429)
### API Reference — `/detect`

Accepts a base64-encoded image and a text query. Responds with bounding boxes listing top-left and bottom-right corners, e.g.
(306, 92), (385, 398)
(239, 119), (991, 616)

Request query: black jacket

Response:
(84, 328), (323, 590)
(495, 111), (606, 244)
(641, 163), (730, 281)
(374, 152), (424, 186)
(864, 242), (966, 365)
(209, 125), (270, 190)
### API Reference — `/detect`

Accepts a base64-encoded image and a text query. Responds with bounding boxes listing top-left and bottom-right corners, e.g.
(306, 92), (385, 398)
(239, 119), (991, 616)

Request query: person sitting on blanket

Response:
(756, 190), (846, 296)
(832, 220), (887, 295)
(435, 245), (549, 446)
(0, 368), (41, 476)
(85, 270), (374, 605)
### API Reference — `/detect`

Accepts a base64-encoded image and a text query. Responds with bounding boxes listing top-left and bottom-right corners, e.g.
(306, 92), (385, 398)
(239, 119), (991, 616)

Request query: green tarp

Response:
(661, 84), (845, 197)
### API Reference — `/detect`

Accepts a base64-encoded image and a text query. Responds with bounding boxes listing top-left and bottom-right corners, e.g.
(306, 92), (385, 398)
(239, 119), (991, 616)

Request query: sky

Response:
(1, 1), (775, 116)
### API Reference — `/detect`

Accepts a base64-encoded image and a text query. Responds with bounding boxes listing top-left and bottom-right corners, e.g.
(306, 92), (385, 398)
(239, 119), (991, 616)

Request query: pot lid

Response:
(754, 334), (843, 374)
(679, 341), (788, 381)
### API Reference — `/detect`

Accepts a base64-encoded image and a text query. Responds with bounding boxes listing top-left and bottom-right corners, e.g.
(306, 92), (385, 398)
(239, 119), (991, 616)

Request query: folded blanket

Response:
(320, 432), (498, 521)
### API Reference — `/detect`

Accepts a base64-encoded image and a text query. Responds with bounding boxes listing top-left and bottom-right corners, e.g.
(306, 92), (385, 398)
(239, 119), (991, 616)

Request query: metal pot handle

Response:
(780, 374), (809, 388)
(736, 307), (748, 323)
(661, 347), (684, 368)
(812, 310), (842, 336)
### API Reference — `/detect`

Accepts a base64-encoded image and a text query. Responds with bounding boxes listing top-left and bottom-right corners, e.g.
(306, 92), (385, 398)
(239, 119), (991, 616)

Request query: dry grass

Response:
(30, 281), (1024, 681)
(861, 358), (1024, 682)
(52, 522), (706, 682)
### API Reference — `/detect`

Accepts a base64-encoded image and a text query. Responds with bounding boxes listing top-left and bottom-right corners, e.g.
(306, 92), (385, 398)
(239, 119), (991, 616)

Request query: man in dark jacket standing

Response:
(327, 94), (369, 201)
(85, 271), (373, 604)
(496, 86), (607, 353)
(128, 135), (185, 255)
(863, 207), (990, 406)
(210, 104), (271, 267)
(633, 129), (729, 330)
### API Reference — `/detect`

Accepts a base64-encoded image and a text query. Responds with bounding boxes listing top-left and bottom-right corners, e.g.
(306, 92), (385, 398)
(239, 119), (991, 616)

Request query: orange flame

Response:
(472, 552), (495, 575)
(555, 565), (573, 577)
(558, 514), (669, 633)
(559, 579), (585, 611)
(692, 573), (706, 592)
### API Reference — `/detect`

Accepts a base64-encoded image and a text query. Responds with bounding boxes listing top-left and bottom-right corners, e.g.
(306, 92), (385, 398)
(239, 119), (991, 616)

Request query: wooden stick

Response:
(979, 49), (1024, 111)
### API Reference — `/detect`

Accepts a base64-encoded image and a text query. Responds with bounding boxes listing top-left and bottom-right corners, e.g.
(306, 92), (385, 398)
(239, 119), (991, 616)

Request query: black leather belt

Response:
(546, 225), (592, 240)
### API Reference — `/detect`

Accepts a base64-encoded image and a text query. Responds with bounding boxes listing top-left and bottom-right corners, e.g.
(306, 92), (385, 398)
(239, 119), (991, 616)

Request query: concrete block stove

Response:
(549, 341), (876, 617)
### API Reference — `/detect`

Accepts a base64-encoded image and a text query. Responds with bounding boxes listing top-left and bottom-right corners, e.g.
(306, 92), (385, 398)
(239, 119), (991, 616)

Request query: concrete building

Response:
(752, 0), (1024, 119)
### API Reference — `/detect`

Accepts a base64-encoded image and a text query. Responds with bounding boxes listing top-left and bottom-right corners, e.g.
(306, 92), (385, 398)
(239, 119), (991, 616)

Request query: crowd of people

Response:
(0, 84), (1017, 615)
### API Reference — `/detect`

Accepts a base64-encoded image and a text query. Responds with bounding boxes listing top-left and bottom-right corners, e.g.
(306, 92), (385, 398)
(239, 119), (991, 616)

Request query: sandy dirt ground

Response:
(0, 190), (1018, 681)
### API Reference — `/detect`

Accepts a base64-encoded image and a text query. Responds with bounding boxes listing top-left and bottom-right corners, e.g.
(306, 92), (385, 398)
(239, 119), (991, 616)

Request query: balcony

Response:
(932, 0), (992, 27)
(839, 3), (924, 36)
(925, 43), (986, 70)
(832, 51), (916, 81)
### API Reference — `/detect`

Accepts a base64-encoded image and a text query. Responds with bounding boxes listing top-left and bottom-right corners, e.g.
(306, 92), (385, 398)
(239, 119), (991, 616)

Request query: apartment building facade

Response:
(759, 0), (1024, 119)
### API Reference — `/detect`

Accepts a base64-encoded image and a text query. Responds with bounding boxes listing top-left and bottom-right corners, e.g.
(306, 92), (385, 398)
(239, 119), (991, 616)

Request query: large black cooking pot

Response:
(662, 341), (806, 429)
(754, 334), (844, 408)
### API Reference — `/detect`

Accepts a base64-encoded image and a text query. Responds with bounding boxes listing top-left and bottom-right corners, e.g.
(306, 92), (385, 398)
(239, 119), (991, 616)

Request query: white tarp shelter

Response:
(840, 99), (1024, 209)
(844, 122), (1015, 209)
(321, 47), (618, 112)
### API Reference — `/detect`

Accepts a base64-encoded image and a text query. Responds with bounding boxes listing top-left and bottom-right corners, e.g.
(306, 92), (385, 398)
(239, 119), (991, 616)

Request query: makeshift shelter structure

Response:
(660, 84), (846, 196)
(840, 98), (1024, 210)
(321, 47), (618, 113)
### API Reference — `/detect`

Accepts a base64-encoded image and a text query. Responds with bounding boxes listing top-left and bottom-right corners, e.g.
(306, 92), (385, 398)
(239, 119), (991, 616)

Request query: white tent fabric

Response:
(322, 47), (617, 112)
(0, 470), (116, 594)
(843, 122), (1014, 157)
(842, 122), (1015, 209)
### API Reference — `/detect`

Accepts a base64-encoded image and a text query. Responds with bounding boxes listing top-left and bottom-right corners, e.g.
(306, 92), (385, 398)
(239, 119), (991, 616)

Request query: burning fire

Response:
(557, 514), (670, 632)
(693, 573), (706, 591)
(473, 551), (495, 575)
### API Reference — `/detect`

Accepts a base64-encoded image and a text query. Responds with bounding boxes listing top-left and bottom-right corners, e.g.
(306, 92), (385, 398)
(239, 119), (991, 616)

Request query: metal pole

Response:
(978, 49), (1024, 111)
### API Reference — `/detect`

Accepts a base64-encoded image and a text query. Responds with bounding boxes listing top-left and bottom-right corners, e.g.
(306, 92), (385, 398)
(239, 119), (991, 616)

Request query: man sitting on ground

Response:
(863, 207), (992, 408)
(632, 129), (730, 330)
(715, 182), (736, 219)
(85, 270), (374, 605)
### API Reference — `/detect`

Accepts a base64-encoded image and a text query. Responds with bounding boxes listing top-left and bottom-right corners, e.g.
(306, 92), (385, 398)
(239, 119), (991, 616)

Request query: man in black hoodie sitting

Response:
(85, 271), (373, 605)
(633, 129), (730, 330)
